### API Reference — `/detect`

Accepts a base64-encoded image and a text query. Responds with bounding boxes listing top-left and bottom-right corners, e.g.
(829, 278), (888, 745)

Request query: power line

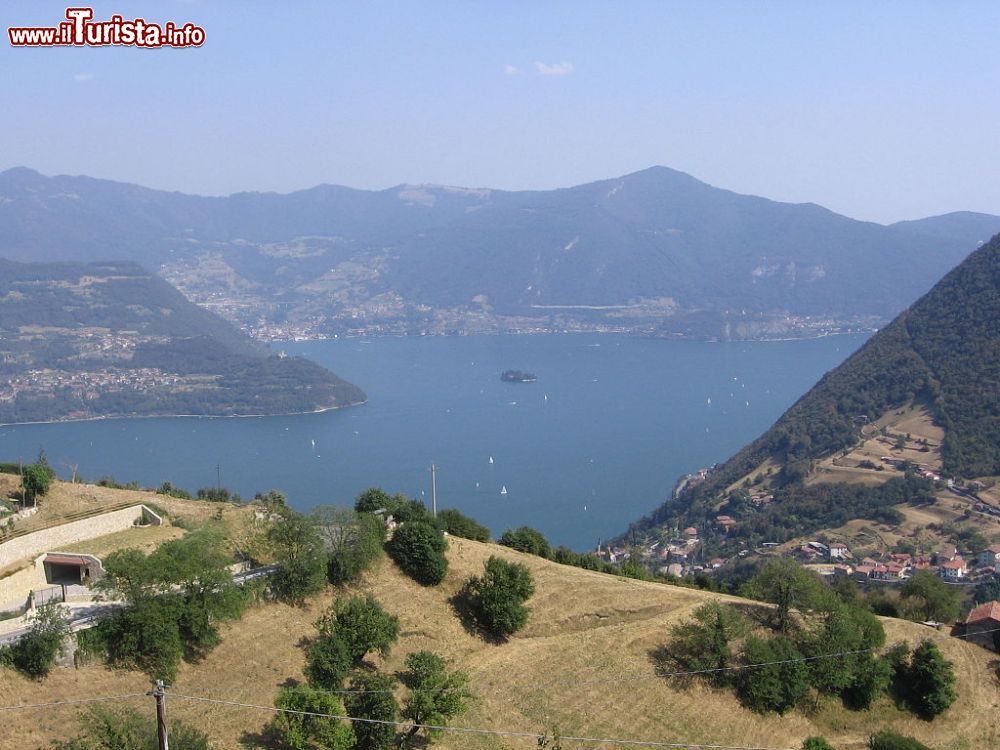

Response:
(0, 693), (147, 712)
(169, 691), (800, 750)
(174, 624), (1000, 697)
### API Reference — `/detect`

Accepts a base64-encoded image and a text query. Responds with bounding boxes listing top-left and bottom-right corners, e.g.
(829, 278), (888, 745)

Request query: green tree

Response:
(802, 738), (837, 750)
(971, 577), (1000, 605)
(498, 526), (552, 558)
(736, 635), (809, 714)
(21, 463), (53, 506)
(254, 489), (288, 515)
(842, 653), (893, 710)
(805, 605), (885, 696)
(386, 522), (448, 585)
(435, 508), (490, 542)
(664, 601), (749, 685)
(907, 639), (957, 719)
(272, 685), (355, 750)
(90, 529), (245, 681)
(49, 706), (210, 750)
(868, 730), (933, 750)
(344, 672), (399, 750)
(303, 630), (352, 690)
(314, 507), (384, 586)
(745, 558), (833, 632)
(10, 602), (71, 678)
(267, 512), (327, 604)
(355, 487), (394, 514)
(401, 650), (471, 744)
(318, 595), (400, 664)
(465, 556), (535, 638)
(899, 571), (961, 623)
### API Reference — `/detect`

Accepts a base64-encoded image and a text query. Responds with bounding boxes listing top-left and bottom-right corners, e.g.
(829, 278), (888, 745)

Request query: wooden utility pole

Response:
(430, 463), (437, 518)
(150, 680), (169, 750)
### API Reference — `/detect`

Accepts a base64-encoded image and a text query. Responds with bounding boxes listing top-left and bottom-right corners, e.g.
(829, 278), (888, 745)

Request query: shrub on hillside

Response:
(464, 556), (535, 638)
(868, 731), (933, 750)
(272, 685), (355, 750)
(498, 526), (552, 558)
(386, 521), (448, 585)
(736, 634), (809, 714)
(436, 508), (490, 542)
(344, 672), (399, 750)
(8, 603), (71, 678)
(47, 706), (210, 750)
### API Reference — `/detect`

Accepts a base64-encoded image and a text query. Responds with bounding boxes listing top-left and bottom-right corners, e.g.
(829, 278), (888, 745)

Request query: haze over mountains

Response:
(3, 166), (998, 340)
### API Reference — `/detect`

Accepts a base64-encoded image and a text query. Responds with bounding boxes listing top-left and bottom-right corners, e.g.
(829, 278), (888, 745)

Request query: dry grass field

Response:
(2, 536), (998, 750)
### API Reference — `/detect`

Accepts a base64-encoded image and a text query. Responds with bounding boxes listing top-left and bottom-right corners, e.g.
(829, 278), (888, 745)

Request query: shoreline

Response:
(0, 399), (368, 429)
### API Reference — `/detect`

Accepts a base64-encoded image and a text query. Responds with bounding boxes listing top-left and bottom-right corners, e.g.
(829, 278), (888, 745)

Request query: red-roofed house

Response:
(940, 558), (968, 580)
(964, 600), (1000, 651)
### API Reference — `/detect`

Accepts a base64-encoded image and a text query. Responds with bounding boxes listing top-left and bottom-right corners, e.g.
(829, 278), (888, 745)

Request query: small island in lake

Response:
(501, 370), (537, 383)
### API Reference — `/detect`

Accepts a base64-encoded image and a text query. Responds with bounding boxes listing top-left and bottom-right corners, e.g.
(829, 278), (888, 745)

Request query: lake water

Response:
(0, 334), (868, 549)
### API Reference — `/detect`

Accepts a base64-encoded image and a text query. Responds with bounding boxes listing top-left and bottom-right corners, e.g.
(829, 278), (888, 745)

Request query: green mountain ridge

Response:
(629, 232), (1000, 545)
(0, 259), (365, 423)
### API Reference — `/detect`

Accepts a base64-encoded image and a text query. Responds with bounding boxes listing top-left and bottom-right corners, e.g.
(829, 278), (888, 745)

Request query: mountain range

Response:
(3, 166), (998, 339)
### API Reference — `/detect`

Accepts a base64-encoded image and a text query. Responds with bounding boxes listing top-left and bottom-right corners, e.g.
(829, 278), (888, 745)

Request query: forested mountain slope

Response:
(631, 233), (1000, 544)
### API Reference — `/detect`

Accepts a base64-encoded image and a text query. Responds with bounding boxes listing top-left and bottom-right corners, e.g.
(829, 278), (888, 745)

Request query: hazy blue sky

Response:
(3, 1), (998, 223)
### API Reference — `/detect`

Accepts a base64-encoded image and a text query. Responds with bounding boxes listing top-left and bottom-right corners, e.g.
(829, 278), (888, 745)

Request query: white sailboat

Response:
(489, 456), (494, 465)
(500, 485), (507, 496)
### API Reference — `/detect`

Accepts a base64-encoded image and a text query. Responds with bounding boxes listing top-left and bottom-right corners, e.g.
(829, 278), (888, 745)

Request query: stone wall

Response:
(0, 505), (160, 571)
(0, 562), (46, 612)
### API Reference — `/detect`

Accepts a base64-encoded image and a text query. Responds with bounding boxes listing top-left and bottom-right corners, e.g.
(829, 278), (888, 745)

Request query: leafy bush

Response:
(802, 739), (837, 750)
(386, 522), (448, 585)
(315, 507), (384, 586)
(320, 595), (400, 664)
(663, 601), (749, 685)
(498, 526), (552, 558)
(304, 631), (352, 690)
(267, 513), (328, 604)
(48, 706), (210, 750)
(905, 639), (957, 719)
(272, 685), (356, 750)
(344, 672), (399, 750)
(9, 603), (71, 678)
(736, 635), (809, 714)
(436, 508), (490, 542)
(355, 487), (394, 514)
(868, 731), (933, 750)
(465, 556), (535, 637)
(400, 651), (470, 743)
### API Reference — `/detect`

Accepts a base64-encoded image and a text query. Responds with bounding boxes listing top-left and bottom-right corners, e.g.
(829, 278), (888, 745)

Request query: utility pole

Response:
(430, 463), (437, 518)
(150, 680), (169, 750)
(216, 463), (221, 493)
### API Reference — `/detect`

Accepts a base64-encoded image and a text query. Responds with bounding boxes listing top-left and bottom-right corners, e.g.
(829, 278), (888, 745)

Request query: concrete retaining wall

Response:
(0, 505), (159, 570)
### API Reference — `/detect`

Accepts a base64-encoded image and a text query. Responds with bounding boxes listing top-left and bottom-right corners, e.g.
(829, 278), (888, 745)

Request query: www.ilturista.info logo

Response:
(8, 7), (205, 48)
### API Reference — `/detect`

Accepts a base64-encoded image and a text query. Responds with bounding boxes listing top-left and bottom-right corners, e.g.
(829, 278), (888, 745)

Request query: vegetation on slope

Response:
(634, 233), (1000, 543)
(0, 259), (365, 423)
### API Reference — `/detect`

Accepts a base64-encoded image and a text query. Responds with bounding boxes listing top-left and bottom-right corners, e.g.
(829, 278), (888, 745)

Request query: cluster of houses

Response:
(796, 540), (1000, 584)
(2, 366), (190, 403)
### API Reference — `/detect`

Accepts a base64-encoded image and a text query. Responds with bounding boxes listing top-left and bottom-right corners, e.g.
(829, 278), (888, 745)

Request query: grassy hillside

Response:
(1, 529), (997, 750)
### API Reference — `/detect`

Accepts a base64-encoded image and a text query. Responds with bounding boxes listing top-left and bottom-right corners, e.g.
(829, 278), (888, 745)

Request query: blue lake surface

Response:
(0, 334), (868, 549)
